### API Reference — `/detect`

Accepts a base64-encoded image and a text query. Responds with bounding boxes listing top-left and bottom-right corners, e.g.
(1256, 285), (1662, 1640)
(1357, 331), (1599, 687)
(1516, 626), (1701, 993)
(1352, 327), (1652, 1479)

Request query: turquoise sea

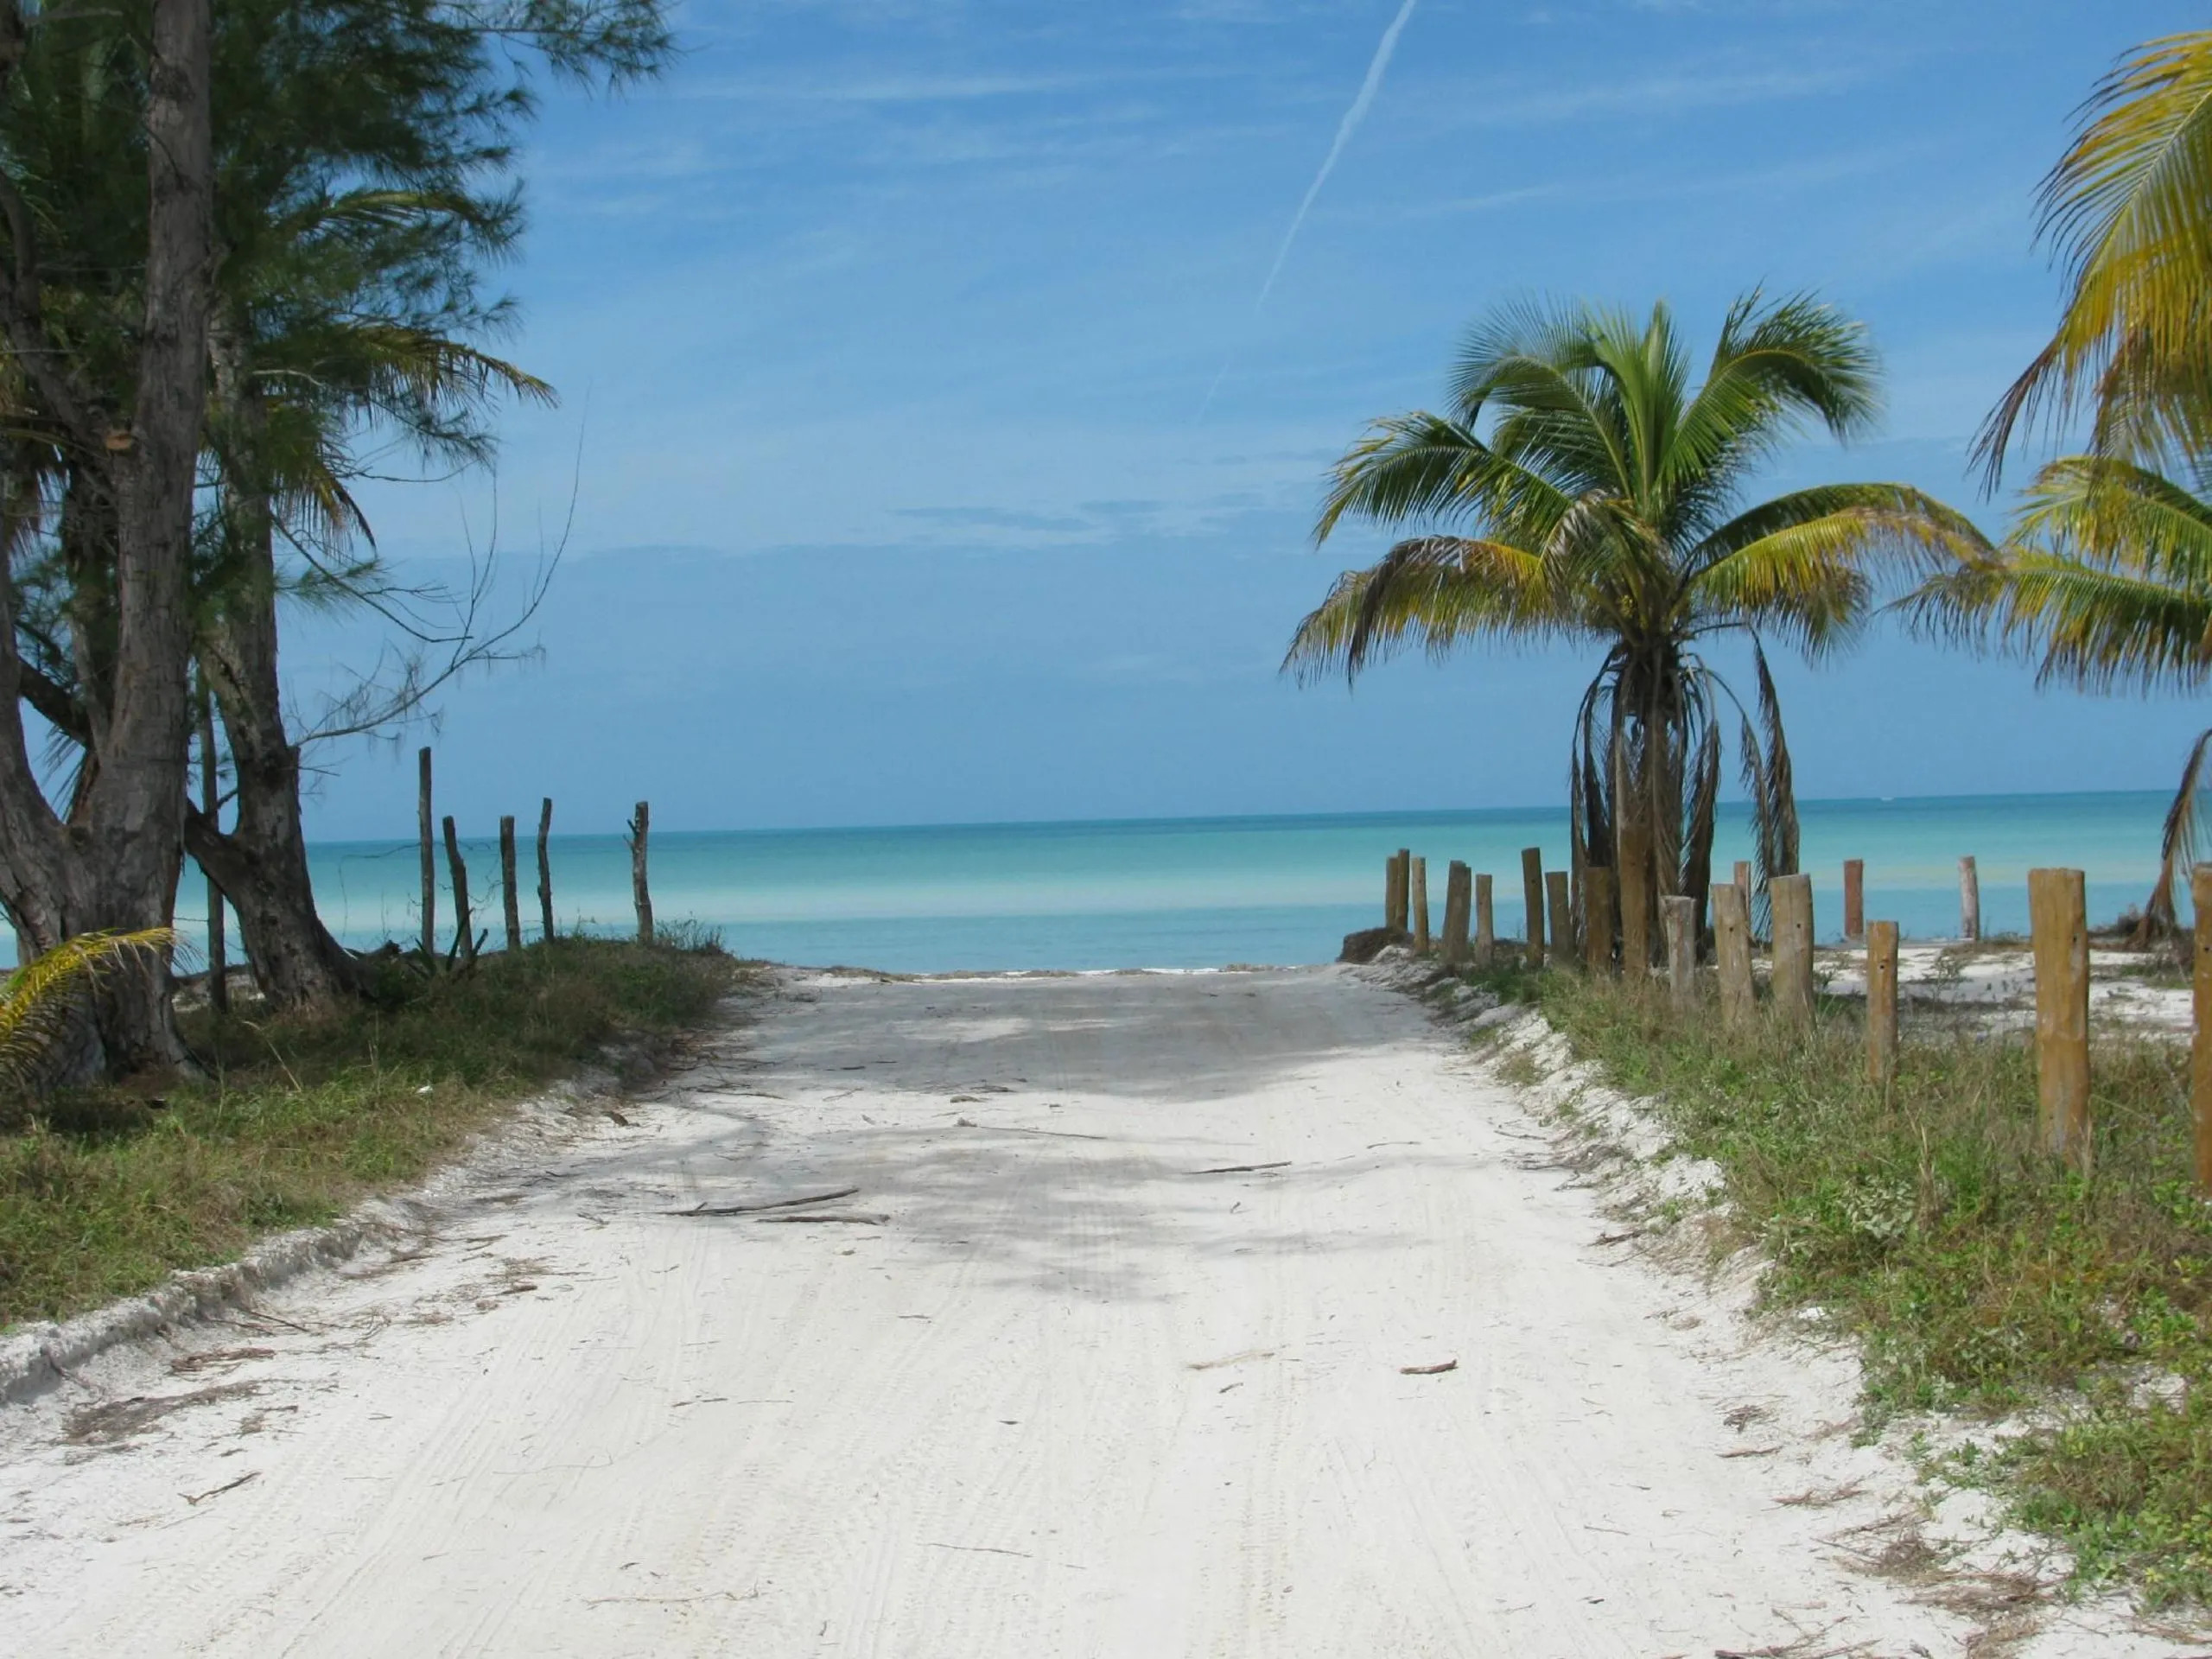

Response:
(173, 791), (2178, 975)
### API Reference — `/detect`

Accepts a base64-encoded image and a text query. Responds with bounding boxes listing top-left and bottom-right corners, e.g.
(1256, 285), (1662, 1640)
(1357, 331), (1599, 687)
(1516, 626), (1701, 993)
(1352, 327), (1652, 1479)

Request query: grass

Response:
(1456, 958), (2212, 1607)
(0, 935), (745, 1332)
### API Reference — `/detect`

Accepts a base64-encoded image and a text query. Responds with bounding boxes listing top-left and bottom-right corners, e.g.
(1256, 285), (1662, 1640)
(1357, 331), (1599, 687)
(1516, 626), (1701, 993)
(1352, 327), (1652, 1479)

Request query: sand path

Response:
(0, 967), (2127, 1655)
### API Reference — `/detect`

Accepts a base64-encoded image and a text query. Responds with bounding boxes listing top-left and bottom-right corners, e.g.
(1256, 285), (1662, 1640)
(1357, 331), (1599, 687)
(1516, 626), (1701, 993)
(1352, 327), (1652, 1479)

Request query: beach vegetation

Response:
(0, 933), (741, 1330)
(1286, 293), (1986, 955)
(1468, 959), (2212, 1605)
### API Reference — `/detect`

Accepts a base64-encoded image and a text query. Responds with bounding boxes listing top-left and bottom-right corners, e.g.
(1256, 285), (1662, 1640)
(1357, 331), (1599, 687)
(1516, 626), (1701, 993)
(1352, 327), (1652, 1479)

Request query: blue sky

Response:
(300, 0), (2209, 839)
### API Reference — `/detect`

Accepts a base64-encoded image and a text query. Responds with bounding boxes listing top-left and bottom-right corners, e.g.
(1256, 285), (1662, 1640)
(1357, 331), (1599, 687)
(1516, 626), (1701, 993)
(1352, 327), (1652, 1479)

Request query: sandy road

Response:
(0, 966), (2098, 1656)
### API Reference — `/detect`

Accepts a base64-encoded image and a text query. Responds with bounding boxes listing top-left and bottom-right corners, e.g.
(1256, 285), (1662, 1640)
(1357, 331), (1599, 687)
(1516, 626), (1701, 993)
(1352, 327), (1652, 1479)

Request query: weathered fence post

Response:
(2192, 866), (2212, 1195)
(499, 816), (522, 953)
(1866, 919), (1899, 1089)
(537, 798), (555, 942)
(1442, 861), (1471, 964)
(1521, 847), (1546, 969)
(1411, 856), (1431, 953)
(1662, 894), (1697, 1011)
(1618, 823), (1651, 976)
(1770, 873), (1815, 1025)
(442, 815), (474, 964)
(1583, 866), (1615, 974)
(200, 696), (227, 1014)
(2029, 867), (2090, 1170)
(418, 747), (435, 963)
(1732, 859), (1752, 904)
(1473, 874), (1495, 966)
(1713, 879), (1754, 1027)
(629, 802), (654, 944)
(1843, 859), (1865, 942)
(1391, 849), (1413, 932)
(1959, 855), (1981, 942)
(1546, 870), (1573, 966)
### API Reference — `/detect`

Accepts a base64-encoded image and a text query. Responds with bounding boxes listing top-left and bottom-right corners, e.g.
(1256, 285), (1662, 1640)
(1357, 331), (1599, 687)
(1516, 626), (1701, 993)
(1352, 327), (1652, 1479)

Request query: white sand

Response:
(0, 967), (2181, 1655)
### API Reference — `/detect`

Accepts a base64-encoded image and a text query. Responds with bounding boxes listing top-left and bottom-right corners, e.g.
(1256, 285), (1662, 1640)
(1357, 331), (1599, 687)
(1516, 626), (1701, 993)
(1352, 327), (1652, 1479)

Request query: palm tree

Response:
(1286, 292), (1988, 960)
(1907, 456), (2212, 934)
(1980, 29), (2212, 480)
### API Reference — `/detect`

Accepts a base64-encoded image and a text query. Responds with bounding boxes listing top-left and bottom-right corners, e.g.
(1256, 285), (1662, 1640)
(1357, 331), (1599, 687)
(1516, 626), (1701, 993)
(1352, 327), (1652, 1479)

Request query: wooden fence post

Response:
(2193, 866), (2212, 1195)
(2029, 867), (2090, 1170)
(1388, 849), (1411, 932)
(1713, 879), (1754, 1027)
(442, 815), (474, 964)
(629, 801), (654, 944)
(499, 816), (522, 953)
(418, 747), (435, 963)
(200, 695), (227, 1014)
(1521, 847), (1546, 969)
(1618, 822), (1651, 976)
(1662, 894), (1697, 1011)
(1866, 920), (1899, 1089)
(1442, 861), (1471, 964)
(1411, 856), (1431, 953)
(1583, 867), (1615, 974)
(1959, 855), (1981, 942)
(1473, 874), (1495, 966)
(1770, 873), (1815, 1025)
(1843, 859), (1865, 942)
(537, 798), (556, 942)
(1546, 871), (1573, 966)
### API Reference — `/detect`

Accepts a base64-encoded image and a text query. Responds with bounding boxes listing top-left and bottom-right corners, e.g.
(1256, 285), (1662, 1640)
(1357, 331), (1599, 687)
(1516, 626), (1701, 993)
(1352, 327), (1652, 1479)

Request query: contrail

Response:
(1199, 0), (1421, 417)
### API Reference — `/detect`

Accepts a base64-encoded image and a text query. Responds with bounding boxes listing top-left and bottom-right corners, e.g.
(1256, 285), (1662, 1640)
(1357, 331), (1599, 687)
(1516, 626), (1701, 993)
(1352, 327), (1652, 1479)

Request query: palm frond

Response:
(1282, 535), (1562, 682)
(2144, 728), (2212, 938)
(1979, 30), (2212, 475)
(0, 930), (177, 1097)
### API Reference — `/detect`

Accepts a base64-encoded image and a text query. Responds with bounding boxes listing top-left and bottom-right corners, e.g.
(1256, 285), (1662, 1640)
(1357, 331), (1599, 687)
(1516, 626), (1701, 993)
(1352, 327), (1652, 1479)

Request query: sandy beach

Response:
(0, 966), (2164, 1656)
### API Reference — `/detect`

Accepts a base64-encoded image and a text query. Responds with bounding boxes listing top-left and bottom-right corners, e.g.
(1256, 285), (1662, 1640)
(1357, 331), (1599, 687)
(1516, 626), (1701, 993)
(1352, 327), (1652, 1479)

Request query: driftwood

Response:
(1399, 1359), (1458, 1376)
(666, 1186), (857, 1217)
(754, 1212), (887, 1225)
(1190, 1161), (1290, 1176)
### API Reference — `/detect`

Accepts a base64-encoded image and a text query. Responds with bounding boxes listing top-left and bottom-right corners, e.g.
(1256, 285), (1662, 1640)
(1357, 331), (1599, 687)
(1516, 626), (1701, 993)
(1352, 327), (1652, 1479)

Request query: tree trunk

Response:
(191, 331), (360, 1011)
(0, 0), (214, 1077)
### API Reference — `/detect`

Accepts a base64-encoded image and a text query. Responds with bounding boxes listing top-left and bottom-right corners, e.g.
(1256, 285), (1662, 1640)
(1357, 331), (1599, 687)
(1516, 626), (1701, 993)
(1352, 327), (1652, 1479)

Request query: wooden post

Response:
(1582, 867), (1615, 974)
(199, 695), (227, 1014)
(2192, 865), (2212, 1194)
(1713, 879), (1754, 1027)
(1770, 873), (1815, 1025)
(1866, 919), (1899, 1090)
(629, 801), (654, 944)
(417, 746), (435, 963)
(1732, 860), (1752, 904)
(1473, 874), (1495, 967)
(1442, 861), (1471, 964)
(1843, 859), (1865, 942)
(1618, 821), (1651, 976)
(1386, 850), (1410, 932)
(499, 816), (522, 953)
(1546, 870), (1573, 966)
(1520, 847), (1546, 969)
(442, 815), (474, 963)
(1959, 855), (1981, 942)
(537, 798), (555, 943)
(1662, 894), (1697, 1011)
(2029, 867), (2090, 1170)
(1411, 856), (1431, 953)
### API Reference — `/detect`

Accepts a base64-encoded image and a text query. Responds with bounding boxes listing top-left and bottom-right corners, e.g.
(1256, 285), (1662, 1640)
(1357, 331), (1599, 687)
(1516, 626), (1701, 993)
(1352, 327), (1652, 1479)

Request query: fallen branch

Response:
(753, 1212), (887, 1225)
(1190, 1161), (1290, 1176)
(181, 1471), (258, 1506)
(1399, 1359), (1458, 1376)
(665, 1187), (859, 1217)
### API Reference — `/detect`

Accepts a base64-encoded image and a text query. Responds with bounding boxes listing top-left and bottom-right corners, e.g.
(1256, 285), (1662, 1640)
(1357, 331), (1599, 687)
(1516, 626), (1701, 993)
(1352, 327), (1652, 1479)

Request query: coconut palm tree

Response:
(1980, 29), (2212, 480)
(1285, 292), (1988, 960)
(1907, 455), (2212, 934)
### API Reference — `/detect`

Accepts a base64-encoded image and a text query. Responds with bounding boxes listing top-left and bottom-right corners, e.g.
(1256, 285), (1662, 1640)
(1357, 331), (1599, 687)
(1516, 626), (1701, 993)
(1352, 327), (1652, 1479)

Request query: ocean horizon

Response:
(167, 788), (2182, 976)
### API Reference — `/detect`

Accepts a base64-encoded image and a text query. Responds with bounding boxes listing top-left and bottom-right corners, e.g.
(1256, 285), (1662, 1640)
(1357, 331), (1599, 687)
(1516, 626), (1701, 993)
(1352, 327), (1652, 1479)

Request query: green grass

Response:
(1456, 960), (2212, 1606)
(0, 935), (746, 1332)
